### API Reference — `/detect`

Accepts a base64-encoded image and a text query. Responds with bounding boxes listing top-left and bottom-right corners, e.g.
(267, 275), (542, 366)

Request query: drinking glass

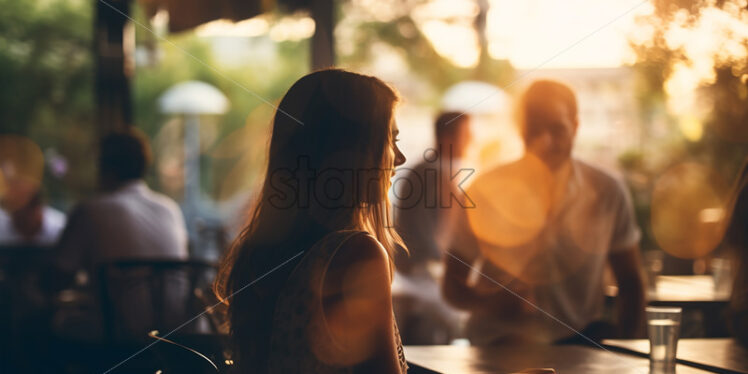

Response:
(646, 306), (682, 373)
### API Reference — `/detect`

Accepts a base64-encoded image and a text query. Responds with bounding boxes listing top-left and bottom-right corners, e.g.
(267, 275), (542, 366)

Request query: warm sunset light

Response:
(656, 3), (748, 140)
(3, 0), (747, 372)
(420, 19), (481, 68)
(485, 0), (654, 69)
(195, 15), (315, 42)
(195, 17), (270, 38)
(467, 154), (552, 249)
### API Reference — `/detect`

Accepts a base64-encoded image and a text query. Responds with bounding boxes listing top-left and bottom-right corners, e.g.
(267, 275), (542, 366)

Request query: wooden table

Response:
(607, 275), (730, 304)
(603, 338), (748, 374)
(649, 276), (732, 337)
(607, 275), (731, 336)
(405, 344), (712, 373)
(649, 276), (731, 305)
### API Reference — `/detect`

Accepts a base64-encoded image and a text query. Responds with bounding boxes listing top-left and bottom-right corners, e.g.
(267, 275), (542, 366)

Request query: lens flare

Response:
(464, 155), (614, 285)
(651, 162), (729, 259)
(466, 154), (552, 248)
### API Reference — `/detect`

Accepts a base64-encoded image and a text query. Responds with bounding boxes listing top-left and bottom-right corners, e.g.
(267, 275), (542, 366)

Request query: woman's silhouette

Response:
(215, 69), (408, 373)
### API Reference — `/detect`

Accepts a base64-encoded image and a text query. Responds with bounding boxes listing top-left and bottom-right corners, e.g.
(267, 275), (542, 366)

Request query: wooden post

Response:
(94, 0), (134, 134)
(474, 0), (490, 78)
(310, 0), (335, 70)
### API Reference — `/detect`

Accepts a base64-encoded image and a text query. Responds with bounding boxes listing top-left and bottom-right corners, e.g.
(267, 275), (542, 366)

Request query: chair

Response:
(0, 245), (56, 372)
(98, 258), (218, 344)
(148, 331), (233, 374)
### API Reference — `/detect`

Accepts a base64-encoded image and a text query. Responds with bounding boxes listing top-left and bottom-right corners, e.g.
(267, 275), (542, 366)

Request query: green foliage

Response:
(1, 0), (514, 207)
(629, 0), (748, 181)
(338, 15), (514, 104)
(131, 8), (310, 200)
(626, 0), (748, 252)
(0, 0), (96, 204)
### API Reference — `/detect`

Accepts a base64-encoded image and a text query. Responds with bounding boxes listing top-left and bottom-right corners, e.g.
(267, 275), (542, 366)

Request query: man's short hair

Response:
(99, 128), (152, 182)
(435, 111), (470, 141)
(518, 80), (578, 138)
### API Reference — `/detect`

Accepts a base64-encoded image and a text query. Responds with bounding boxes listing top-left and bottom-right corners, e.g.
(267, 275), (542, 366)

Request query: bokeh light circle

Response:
(466, 154), (552, 248)
(651, 162), (729, 259)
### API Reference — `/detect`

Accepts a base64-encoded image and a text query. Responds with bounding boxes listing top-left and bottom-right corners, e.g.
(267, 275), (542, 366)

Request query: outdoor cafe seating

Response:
(2, 0), (748, 373)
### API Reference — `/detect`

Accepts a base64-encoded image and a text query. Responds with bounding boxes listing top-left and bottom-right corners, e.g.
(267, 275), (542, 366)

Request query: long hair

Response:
(214, 69), (405, 372)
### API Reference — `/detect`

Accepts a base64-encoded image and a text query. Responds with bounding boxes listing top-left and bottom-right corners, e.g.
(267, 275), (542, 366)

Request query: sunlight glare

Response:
(196, 17), (270, 38)
(660, 3), (748, 142)
(269, 16), (315, 42)
(419, 20), (480, 68)
(485, 0), (654, 68)
(412, 0), (481, 68)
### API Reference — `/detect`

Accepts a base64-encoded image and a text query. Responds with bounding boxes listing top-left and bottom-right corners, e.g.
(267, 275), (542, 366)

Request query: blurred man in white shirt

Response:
(54, 129), (189, 341)
(443, 80), (646, 344)
(57, 129), (188, 274)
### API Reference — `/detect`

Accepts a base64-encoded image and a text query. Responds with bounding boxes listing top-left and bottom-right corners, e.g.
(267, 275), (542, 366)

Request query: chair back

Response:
(98, 258), (217, 343)
(0, 245), (55, 362)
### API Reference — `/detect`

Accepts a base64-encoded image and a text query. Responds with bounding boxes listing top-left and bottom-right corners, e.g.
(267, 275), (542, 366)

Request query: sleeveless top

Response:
(265, 230), (408, 373)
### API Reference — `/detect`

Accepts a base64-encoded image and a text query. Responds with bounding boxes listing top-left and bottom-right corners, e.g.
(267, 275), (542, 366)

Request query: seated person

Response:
(442, 80), (646, 344)
(55, 129), (188, 340)
(0, 187), (65, 247)
(57, 129), (187, 271)
(392, 111), (472, 344)
(215, 69), (408, 373)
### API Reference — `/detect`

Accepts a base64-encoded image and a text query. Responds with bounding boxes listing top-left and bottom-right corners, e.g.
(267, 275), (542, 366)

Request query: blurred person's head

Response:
(215, 68), (406, 372)
(0, 136), (44, 212)
(435, 111), (472, 159)
(518, 80), (578, 170)
(725, 158), (748, 250)
(98, 129), (152, 190)
(10, 190), (44, 241)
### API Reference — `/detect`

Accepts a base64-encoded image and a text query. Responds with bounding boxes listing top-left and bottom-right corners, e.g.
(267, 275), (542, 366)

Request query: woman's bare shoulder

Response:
(325, 232), (391, 296)
(334, 232), (388, 266)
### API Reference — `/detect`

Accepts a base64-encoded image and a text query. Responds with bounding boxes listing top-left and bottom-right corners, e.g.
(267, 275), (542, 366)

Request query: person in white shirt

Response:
(395, 112), (473, 272)
(56, 129), (188, 274)
(0, 190), (66, 246)
(54, 129), (188, 341)
(56, 180), (188, 270)
(442, 80), (646, 344)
